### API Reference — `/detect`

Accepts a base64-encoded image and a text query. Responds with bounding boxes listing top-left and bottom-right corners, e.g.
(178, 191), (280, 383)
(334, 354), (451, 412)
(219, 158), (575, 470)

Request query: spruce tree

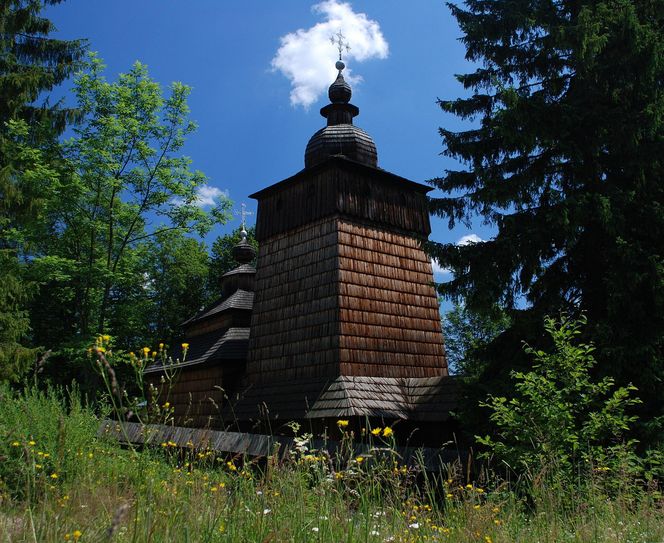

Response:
(0, 0), (85, 379)
(430, 1), (664, 440)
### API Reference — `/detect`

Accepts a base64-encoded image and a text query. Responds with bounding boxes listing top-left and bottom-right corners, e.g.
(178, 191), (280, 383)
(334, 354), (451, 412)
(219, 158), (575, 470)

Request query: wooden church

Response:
(145, 58), (457, 443)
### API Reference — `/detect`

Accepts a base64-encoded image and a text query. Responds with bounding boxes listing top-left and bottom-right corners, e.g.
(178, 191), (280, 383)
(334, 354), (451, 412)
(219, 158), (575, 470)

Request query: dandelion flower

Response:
(371, 427), (382, 436)
(159, 342), (164, 350)
(336, 419), (349, 428)
(142, 347), (150, 355)
(11, 441), (19, 447)
(355, 456), (364, 464)
(181, 342), (189, 351)
(73, 530), (82, 541)
(382, 427), (393, 438)
(28, 440), (36, 446)
(50, 473), (58, 479)
(163, 402), (170, 409)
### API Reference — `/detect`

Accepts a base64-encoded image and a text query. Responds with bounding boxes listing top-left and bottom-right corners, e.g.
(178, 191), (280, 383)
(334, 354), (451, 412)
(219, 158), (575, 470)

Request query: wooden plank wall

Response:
(246, 217), (341, 383)
(148, 364), (240, 429)
(337, 219), (448, 378)
(255, 163), (431, 241)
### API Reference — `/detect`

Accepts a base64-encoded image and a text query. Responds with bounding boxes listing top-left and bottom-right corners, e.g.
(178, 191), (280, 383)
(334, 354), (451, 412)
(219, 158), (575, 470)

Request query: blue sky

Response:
(45, 1), (493, 279)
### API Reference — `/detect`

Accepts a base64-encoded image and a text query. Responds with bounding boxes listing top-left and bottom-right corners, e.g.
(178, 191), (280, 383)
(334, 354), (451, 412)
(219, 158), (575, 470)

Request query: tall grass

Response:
(0, 384), (662, 542)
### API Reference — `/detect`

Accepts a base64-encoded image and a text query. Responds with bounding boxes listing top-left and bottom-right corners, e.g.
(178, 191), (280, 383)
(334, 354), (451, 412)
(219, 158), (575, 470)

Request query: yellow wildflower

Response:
(64, 534), (71, 541)
(336, 419), (349, 428)
(102, 335), (111, 342)
(35, 464), (43, 469)
(382, 427), (393, 438)
(159, 342), (164, 350)
(50, 473), (58, 479)
(142, 347), (150, 355)
(151, 351), (157, 358)
(355, 456), (364, 464)
(11, 441), (19, 447)
(96, 346), (106, 353)
(163, 402), (170, 409)
(73, 530), (82, 541)
(181, 342), (190, 350)
(371, 427), (382, 436)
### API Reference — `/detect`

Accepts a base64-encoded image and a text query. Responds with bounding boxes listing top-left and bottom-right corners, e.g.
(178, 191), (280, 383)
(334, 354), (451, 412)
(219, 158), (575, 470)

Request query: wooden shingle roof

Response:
(182, 290), (254, 326)
(228, 375), (459, 423)
(145, 327), (250, 374)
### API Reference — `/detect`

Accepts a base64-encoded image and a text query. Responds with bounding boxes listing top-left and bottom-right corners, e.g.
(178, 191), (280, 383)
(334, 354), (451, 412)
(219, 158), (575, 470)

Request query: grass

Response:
(0, 384), (662, 542)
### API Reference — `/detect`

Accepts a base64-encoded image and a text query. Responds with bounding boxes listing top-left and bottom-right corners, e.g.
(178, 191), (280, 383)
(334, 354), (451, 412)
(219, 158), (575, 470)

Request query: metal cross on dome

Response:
(331, 29), (350, 62)
(234, 203), (254, 240)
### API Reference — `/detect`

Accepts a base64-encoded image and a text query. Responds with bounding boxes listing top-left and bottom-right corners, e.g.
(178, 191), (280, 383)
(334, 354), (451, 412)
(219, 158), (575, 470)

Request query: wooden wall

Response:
(148, 363), (243, 429)
(253, 158), (432, 241)
(246, 217), (341, 383)
(245, 215), (447, 383)
(337, 219), (447, 378)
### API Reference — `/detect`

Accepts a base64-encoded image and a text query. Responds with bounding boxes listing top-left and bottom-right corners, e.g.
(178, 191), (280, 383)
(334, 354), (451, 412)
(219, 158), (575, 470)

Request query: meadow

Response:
(0, 384), (662, 543)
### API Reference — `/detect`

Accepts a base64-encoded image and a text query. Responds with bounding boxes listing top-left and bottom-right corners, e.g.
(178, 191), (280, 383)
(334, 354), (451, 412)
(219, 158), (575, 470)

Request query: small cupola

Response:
(304, 59), (377, 169)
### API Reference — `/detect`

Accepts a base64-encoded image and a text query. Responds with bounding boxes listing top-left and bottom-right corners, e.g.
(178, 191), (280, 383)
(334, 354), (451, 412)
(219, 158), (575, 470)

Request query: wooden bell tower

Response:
(232, 57), (449, 425)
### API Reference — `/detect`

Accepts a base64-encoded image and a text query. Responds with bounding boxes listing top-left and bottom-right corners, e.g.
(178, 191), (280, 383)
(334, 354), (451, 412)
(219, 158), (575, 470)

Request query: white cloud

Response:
(457, 233), (483, 246)
(271, 0), (389, 108)
(431, 258), (451, 276)
(431, 234), (484, 277)
(193, 185), (228, 208)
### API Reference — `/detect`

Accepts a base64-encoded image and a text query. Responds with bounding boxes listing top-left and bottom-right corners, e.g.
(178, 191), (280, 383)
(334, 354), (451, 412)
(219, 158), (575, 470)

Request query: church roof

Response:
(304, 59), (377, 169)
(226, 375), (459, 422)
(182, 289), (254, 326)
(144, 327), (250, 373)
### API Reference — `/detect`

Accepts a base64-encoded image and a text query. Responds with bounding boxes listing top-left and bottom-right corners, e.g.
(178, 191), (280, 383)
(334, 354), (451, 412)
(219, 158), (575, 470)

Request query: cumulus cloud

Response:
(431, 234), (484, 277)
(431, 258), (451, 277)
(457, 233), (483, 246)
(173, 185), (229, 208)
(194, 185), (228, 208)
(271, 0), (389, 108)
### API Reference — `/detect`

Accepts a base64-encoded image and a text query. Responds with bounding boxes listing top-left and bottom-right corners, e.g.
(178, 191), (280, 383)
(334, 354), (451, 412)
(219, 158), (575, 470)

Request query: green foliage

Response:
(0, 384), (663, 541)
(478, 315), (641, 480)
(443, 303), (510, 375)
(0, 1), (85, 381)
(431, 0), (664, 440)
(29, 54), (231, 350)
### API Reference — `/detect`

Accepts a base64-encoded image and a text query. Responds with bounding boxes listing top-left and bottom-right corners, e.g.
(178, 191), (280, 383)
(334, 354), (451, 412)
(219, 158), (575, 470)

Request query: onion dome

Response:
(305, 60), (377, 169)
(232, 228), (256, 264)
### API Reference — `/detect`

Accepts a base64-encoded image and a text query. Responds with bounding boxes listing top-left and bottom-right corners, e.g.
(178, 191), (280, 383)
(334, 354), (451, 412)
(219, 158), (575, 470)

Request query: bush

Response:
(477, 315), (641, 485)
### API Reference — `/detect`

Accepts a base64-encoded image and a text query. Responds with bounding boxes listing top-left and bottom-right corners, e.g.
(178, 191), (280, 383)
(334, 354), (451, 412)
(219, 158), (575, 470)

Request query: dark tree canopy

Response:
(0, 0), (86, 379)
(430, 0), (664, 440)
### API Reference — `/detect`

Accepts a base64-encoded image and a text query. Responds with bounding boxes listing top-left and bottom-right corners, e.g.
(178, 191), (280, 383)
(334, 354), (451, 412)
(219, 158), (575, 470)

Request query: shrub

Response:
(477, 315), (641, 484)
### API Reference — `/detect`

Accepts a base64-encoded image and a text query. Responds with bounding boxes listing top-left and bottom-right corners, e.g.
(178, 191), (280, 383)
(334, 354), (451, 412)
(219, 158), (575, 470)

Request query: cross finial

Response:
(234, 203), (254, 241)
(331, 30), (350, 62)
